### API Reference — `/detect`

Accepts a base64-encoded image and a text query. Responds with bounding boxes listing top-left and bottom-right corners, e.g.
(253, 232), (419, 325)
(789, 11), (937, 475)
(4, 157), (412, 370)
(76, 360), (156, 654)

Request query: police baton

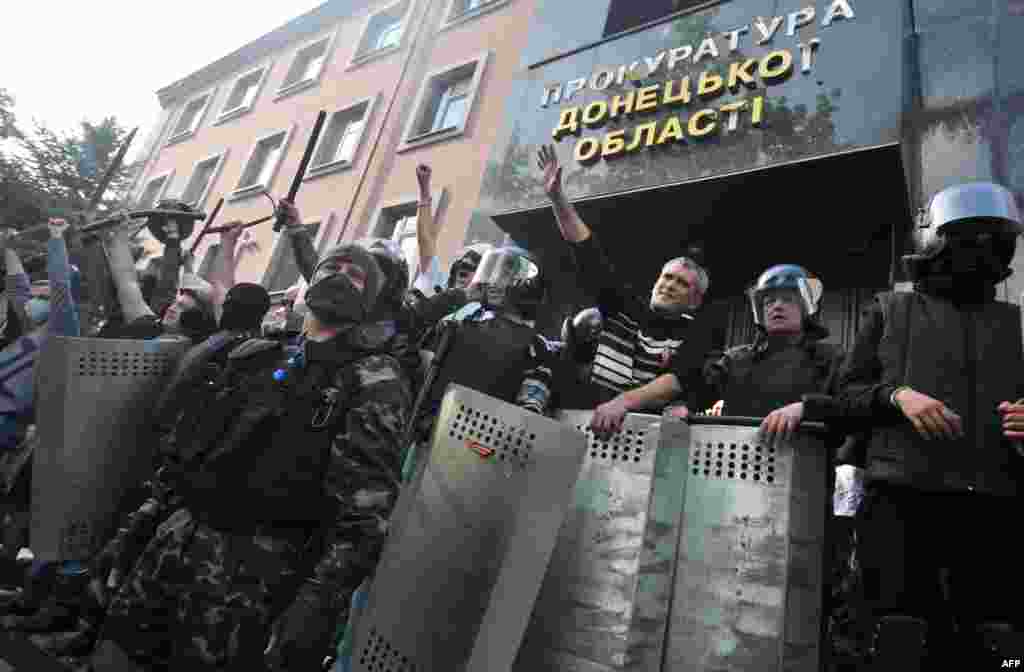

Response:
(274, 110), (327, 232)
(401, 320), (458, 461)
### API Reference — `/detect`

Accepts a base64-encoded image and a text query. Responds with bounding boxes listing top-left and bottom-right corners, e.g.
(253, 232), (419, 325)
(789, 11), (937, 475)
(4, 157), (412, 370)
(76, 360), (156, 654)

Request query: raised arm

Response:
(103, 222), (156, 323)
(539, 144), (591, 243)
(44, 218), (80, 337)
(415, 164), (442, 278)
(277, 199), (318, 284)
(150, 222), (182, 318)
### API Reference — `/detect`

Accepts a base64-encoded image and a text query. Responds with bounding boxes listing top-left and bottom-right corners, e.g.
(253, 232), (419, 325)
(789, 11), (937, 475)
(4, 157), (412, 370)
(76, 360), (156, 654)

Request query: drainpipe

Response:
(335, 0), (438, 244)
(896, 0), (924, 288)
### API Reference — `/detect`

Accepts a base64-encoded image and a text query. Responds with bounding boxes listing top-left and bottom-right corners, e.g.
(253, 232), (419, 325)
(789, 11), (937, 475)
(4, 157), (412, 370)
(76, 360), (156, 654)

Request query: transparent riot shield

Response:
(513, 410), (676, 671)
(30, 337), (187, 563)
(662, 417), (829, 672)
(351, 384), (587, 672)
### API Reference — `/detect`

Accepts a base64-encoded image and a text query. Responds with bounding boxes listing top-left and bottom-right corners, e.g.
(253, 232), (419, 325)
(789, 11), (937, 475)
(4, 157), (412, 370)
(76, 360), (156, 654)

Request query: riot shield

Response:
(30, 337), (187, 563)
(351, 384), (587, 672)
(662, 417), (828, 672)
(513, 410), (680, 671)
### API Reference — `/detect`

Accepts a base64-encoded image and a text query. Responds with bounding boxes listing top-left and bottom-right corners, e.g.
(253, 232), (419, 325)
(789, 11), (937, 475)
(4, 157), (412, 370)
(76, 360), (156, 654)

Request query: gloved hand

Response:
(265, 584), (337, 672)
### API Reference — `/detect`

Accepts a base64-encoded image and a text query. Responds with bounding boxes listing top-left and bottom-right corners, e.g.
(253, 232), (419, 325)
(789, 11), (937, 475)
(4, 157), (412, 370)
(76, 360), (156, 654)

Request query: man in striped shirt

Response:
(538, 145), (714, 434)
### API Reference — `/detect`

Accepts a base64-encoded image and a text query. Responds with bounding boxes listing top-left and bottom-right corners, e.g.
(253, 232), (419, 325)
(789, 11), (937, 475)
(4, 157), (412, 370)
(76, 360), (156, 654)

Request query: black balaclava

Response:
(219, 283), (271, 332)
(306, 244), (384, 328)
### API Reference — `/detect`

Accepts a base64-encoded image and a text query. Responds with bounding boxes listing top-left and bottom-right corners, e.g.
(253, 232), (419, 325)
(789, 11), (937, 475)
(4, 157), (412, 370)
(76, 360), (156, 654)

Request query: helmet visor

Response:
(748, 277), (821, 325)
(470, 249), (539, 290)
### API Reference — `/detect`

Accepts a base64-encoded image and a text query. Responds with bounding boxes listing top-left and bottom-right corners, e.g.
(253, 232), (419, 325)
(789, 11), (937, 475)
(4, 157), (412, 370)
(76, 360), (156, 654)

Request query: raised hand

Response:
(275, 198), (302, 230)
(48, 218), (70, 238)
(537, 144), (564, 201)
(416, 164), (432, 199)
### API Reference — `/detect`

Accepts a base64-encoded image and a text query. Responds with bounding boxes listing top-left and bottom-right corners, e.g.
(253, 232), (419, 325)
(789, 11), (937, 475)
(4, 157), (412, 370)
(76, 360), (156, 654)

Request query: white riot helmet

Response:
(468, 246), (542, 313)
(905, 182), (1023, 282)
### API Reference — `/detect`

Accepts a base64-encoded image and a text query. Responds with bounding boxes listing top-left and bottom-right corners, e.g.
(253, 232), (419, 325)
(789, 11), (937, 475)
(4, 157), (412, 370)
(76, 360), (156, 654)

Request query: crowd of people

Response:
(0, 148), (1020, 671)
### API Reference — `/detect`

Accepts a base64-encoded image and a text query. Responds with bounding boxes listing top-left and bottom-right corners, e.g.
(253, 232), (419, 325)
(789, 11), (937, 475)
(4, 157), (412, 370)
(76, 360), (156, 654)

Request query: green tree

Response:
(19, 116), (136, 216)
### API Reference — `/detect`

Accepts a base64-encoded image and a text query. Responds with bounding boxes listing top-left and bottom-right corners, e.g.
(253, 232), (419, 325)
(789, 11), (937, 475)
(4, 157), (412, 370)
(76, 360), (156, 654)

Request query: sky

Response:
(2, 1), (328, 161)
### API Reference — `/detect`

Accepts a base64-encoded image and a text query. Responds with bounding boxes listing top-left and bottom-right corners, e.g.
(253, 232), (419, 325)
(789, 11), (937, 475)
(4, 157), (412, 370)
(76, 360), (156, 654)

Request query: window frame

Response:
(166, 89), (216, 145)
(398, 51), (489, 152)
(136, 169), (175, 209)
(304, 95), (378, 181)
(231, 125), (295, 201)
(439, 0), (511, 31)
(180, 150), (229, 210)
(215, 64), (272, 124)
(261, 213), (332, 292)
(347, 0), (412, 70)
(275, 31), (338, 101)
(369, 189), (444, 277)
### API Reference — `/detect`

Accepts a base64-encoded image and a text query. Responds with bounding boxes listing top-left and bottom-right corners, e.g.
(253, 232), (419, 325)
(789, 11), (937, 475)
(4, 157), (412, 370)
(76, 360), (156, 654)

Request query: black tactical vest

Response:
(716, 340), (841, 417)
(425, 315), (538, 412)
(176, 338), (364, 530)
(870, 291), (1023, 495)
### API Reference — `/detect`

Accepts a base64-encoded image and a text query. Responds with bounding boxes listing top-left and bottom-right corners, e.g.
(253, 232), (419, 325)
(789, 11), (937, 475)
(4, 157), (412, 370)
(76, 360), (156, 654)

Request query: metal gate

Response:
(30, 337), (187, 563)
(662, 418), (828, 672)
(351, 384), (588, 672)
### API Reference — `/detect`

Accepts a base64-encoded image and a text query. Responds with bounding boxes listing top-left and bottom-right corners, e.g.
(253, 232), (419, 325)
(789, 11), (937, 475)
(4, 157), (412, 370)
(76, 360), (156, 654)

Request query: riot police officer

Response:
(404, 246), (559, 476)
(837, 182), (1024, 667)
(84, 242), (411, 671)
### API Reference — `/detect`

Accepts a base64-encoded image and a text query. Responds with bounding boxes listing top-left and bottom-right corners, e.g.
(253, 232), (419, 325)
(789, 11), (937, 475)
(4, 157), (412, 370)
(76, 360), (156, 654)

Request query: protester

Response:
(97, 202), (217, 344)
(835, 182), (1024, 667)
(537, 143), (714, 432)
(81, 240), (410, 671)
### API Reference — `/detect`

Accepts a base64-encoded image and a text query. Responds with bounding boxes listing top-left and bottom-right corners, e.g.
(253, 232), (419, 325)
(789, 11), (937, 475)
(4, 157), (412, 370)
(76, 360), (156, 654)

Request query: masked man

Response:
(836, 182), (1024, 668)
(538, 144), (714, 433)
(85, 243), (410, 671)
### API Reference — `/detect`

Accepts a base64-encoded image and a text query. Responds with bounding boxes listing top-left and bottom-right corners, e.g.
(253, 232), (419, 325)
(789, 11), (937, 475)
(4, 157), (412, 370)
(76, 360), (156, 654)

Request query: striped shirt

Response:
(569, 235), (713, 407)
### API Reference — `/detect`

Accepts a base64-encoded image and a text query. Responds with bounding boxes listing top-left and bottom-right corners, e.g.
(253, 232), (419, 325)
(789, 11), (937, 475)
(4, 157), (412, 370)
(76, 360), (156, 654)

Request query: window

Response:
(263, 220), (323, 292)
(400, 52), (488, 149)
(137, 171), (173, 209)
(168, 93), (212, 142)
(377, 204), (420, 275)
(219, 66), (267, 120)
(602, 0), (703, 37)
(234, 127), (293, 198)
(180, 152), (227, 208)
(278, 36), (333, 97)
(351, 1), (410, 66)
(442, 0), (509, 27)
(372, 191), (443, 276)
(307, 98), (375, 178)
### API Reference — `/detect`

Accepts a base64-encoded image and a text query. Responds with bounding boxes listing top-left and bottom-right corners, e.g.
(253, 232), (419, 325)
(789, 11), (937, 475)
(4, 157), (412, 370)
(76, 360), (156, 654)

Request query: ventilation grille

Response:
(358, 628), (417, 672)
(76, 352), (176, 377)
(447, 402), (536, 470)
(690, 439), (778, 485)
(574, 423), (648, 464)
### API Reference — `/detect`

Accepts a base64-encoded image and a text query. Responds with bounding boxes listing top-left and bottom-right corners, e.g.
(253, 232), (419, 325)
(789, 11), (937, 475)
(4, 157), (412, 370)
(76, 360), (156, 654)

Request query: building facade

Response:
(478, 0), (1024, 346)
(135, 0), (1024, 349)
(132, 0), (533, 300)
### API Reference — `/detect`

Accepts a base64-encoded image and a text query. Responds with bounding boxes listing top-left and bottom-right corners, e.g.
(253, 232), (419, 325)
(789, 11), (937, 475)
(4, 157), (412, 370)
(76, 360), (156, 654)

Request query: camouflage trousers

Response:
(91, 507), (303, 671)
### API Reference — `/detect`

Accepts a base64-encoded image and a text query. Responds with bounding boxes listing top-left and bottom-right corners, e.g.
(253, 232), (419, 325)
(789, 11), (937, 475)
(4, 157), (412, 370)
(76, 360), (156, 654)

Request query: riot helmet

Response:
(307, 244), (384, 327)
(219, 282), (271, 332)
(147, 199), (200, 244)
(354, 237), (410, 313)
(904, 182), (1022, 283)
(468, 246), (543, 316)
(748, 265), (824, 332)
(448, 243), (493, 290)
